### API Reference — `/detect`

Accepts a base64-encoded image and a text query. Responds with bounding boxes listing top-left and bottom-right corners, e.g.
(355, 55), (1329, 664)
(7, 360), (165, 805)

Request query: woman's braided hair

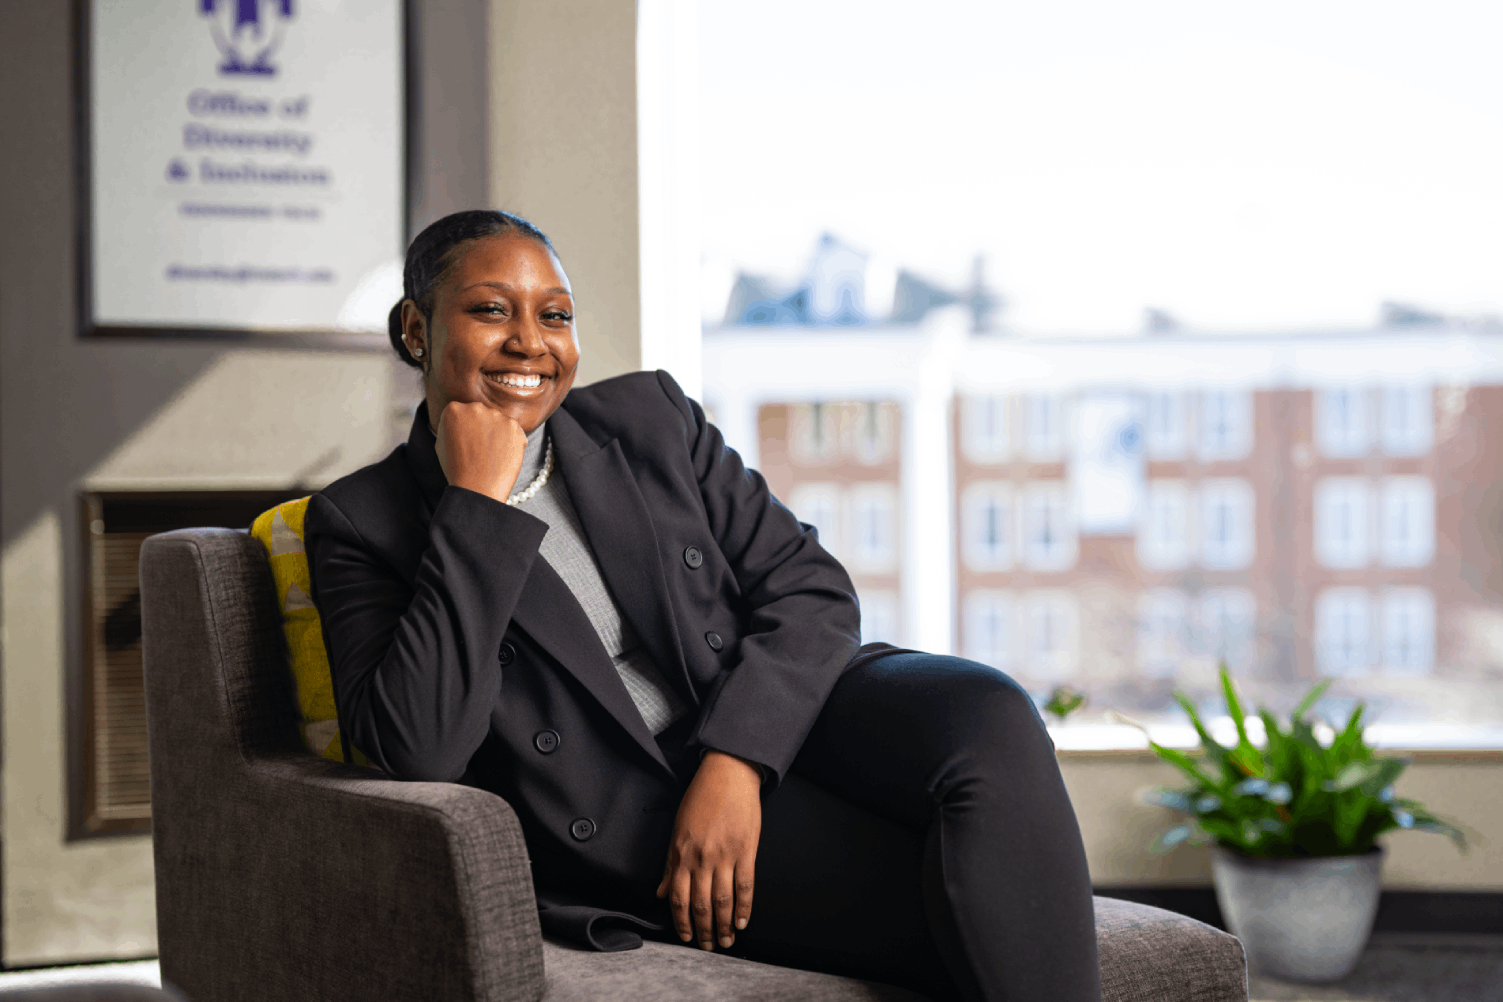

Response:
(388, 209), (554, 368)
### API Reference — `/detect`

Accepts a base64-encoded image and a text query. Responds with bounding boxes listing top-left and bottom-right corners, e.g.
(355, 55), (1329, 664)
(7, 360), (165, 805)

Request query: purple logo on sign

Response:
(200, 0), (295, 77)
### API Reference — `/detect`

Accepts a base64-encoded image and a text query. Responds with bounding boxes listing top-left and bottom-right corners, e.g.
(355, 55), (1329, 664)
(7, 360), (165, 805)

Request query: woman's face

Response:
(404, 232), (580, 434)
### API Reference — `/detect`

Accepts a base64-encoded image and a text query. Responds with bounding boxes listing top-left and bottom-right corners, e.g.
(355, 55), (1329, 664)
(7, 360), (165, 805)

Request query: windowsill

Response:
(1049, 722), (1503, 759)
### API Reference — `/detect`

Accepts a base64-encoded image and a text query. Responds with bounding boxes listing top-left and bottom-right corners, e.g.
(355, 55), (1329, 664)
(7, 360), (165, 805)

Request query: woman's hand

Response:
(434, 401), (528, 503)
(657, 750), (762, 951)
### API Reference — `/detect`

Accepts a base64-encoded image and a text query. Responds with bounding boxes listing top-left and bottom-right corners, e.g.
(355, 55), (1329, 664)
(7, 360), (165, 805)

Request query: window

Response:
(1316, 388), (1370, 458)
(1380, 477), (1435, 568)
(859, 589), (901, 646)
(1382, 386), (1433, 457)
(1197, 390), (1251, 461)
(852, 402), (898, 465)
(1316, 588), (1372, 677)
(1381, 588), (1435, 677)
(1022, 482), (1076, 571)
(1314, 477), (1372, 569)
(1138, 589), (1188, 677)
(1137, 480), (1191, 570)
(1024, 395), (1064, 461)
(963, 590), (1012, 669)
(961, 482), (1014, 571)
(1024, 591), (1079, 680)
(789, 403), (840, 464)
(1144, 392), (1187, 460)
(1197, 588), (1256, 670)
(846, 482), (898, 573)
(787, 483), (842, 559)
(1199, 479), (1254, 570)
(962, 395), (1010, 464)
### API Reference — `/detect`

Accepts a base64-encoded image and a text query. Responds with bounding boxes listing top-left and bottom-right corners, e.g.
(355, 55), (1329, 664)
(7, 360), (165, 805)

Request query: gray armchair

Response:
(140, 528), (1247, 1002)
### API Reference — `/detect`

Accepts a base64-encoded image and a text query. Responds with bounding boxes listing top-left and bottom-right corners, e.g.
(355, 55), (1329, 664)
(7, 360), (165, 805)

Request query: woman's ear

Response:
(401, 300), (429, 365)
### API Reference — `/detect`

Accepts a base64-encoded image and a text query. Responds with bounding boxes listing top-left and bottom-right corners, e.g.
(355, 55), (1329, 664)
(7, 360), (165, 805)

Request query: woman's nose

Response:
(507, 319), (547, 355)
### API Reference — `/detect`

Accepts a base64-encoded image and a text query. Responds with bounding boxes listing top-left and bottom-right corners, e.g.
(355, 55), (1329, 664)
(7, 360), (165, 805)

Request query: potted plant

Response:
(1132, 667), (1464, 983)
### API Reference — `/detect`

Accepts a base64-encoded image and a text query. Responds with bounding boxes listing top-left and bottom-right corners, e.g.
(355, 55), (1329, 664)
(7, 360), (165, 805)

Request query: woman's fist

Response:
(434, 401), (528, 503)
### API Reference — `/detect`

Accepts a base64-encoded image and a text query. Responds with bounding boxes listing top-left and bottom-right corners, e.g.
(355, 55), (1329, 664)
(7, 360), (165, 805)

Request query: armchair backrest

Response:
(140, 527), (304, 774)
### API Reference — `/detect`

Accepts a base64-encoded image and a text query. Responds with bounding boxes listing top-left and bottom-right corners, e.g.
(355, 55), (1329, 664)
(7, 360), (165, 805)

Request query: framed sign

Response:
(80, 0), (405, 340)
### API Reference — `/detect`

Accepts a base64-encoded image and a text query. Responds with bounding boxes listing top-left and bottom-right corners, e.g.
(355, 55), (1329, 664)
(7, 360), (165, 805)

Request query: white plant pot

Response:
(1211, 845), (1384, 983)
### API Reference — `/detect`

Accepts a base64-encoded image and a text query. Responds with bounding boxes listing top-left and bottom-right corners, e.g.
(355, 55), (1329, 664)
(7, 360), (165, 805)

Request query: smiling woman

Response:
(306, 210), (1103, 1002)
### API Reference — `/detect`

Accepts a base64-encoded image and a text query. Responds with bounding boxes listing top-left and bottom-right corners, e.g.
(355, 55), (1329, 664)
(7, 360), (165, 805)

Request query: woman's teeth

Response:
(495, 373), (542, 388)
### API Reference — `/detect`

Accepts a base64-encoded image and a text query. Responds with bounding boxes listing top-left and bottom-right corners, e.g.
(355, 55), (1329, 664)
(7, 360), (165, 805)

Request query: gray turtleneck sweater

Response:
(512, 422), (689, 735)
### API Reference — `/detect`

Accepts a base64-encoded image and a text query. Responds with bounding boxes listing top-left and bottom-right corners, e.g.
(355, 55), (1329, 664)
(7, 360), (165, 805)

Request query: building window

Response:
(1316, 387), (1370, 458)
(1144, 391), (1187, 460)
(962, 395), (1011, 464)
(1137, 480), (1192, 570)
(961, 481), (1014, 571)
(1199, 479), (1254, 570)
(788, 403), (841, 464)
(859, 589), (901, 647)
(1197, 588), (1257, 670)
(852, 401), (898, 466)
(1024, 395), (1064, 461)
(1380, 476), (1435, 568)
(963, 590), (1012, 669)
(1381, 588), (1435, 677)
(1197, 390), (1251, 461)
(846, 482), (898, 573)
(1025, 590), (1079, 680)
(1022, 482), (1076, 571)
(1381, 386), (1433, 457)
(1316, 588), (1372, 677)
(787, 482), (842, 559)
(1138, 589), (1188, 677)
(1314, 477), (1372, 569)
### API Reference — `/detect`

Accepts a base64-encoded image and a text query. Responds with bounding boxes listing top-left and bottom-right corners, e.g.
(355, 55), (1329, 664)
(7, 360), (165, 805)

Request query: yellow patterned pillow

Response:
(250, 498), (367, 765)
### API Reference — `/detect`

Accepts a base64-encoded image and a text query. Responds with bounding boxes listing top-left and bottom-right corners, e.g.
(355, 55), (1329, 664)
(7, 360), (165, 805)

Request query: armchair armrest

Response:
(154, 751), (544, 1002)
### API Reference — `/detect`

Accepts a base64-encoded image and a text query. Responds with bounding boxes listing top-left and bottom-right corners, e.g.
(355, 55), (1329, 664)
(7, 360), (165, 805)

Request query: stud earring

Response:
(411, 346), (425, 358)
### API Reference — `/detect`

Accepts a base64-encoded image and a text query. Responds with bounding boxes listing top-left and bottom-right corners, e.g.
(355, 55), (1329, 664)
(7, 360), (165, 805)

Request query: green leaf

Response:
(1293, 678), (1333, 722)
(1220, 664), (1250, 748)
(1150, 742), (1222, 791)
(1358, 757), (1408, 798)
(1331, 760), (1382, 793)
(1151, 825), (1194, 854)
(1173, 692), (1229, 769)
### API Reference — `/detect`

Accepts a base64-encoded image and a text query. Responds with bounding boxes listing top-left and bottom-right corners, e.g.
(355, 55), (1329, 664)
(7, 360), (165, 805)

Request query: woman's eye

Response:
(471, 303), (506, 316)
(543, 311), (573, 322)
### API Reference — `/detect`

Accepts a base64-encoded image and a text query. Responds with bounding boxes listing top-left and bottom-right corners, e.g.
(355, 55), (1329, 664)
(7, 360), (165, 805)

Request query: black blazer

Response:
(305, 370), (862, 944)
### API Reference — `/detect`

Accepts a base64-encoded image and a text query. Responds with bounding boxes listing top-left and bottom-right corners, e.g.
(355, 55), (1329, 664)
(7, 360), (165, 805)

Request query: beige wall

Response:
(487, 0), (642, 387)
(1063, 751), (1503, 891)
(0, 0), (476, 967)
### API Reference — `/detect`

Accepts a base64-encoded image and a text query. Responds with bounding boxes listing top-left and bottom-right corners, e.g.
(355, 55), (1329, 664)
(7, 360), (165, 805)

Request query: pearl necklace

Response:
(506, 438), (554, 505)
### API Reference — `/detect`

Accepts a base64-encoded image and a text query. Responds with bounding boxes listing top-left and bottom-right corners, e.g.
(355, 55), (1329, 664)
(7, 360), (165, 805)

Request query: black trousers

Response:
(695, 652), (1101, 1002)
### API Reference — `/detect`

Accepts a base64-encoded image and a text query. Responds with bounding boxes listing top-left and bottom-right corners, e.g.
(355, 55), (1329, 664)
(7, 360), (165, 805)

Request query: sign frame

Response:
(73, 0), (412, 346)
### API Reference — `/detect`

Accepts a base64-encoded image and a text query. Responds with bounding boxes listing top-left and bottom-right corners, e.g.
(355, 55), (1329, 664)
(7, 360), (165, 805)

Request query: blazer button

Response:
(570, 817), (596, 841)
(705, 631), (724, 652)
(497, 642), (516, 666)
(534, 729), (560, 754)
(683, 545), (703, 569)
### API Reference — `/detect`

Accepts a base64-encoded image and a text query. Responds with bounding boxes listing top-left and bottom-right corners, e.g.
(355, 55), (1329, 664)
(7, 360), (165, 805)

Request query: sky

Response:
(696, 0), (1503, 334)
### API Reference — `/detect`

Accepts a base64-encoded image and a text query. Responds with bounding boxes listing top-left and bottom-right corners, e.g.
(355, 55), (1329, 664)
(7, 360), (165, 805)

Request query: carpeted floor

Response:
(1249, 934), (1503, 1002)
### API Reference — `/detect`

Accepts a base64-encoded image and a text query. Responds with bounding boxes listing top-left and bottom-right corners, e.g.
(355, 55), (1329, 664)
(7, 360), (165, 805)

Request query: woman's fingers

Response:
(713, 864), (737, 948)
(668, 864), (694, 943)
(734, 853), (755, 932)
(691, 863), (717, 950)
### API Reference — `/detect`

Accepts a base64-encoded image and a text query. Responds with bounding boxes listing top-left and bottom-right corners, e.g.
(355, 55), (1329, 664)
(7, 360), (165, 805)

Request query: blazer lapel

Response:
(401, 403), (672, 775)
(508, 559), (673, 775)
(547, 410), (696, 709)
